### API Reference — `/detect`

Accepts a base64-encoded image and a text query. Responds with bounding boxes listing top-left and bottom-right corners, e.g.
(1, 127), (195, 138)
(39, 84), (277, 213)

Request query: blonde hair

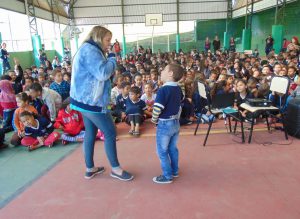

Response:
(83, 26), (112, 49)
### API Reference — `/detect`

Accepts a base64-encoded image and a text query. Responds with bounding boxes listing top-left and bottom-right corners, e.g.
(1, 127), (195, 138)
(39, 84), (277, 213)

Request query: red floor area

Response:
(1, 122), (300, 219)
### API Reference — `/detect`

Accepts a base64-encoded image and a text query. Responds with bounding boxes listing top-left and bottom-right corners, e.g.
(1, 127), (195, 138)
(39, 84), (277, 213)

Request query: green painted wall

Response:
(8, 50), (56, 70)
(195, 0), (300, 54)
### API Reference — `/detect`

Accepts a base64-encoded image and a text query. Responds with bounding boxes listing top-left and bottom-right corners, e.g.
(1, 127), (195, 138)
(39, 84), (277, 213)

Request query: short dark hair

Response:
(19, 110), (34, 118)
(30, 82), (43, 92)
(121, 81), (131, 89)
(130, 86), (141, 95)
(16, 92), (30, 102)
(26, 76), (34, 82)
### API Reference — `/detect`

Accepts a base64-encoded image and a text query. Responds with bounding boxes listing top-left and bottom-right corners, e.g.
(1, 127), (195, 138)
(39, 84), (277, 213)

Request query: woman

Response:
(1, 42), (10, 74)
(70, 26), (133, 181)
(204, 37), (211, 53)
(229, 37), (236, 52)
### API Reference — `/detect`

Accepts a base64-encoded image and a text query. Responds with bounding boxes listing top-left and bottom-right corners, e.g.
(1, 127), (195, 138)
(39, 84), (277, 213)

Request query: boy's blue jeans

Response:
(156, 119), (180, 180)
(81, 112), (120, 169)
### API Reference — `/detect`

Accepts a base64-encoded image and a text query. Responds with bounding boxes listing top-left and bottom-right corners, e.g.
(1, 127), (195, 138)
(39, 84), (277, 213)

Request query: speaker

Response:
(285, 97), (300, 138)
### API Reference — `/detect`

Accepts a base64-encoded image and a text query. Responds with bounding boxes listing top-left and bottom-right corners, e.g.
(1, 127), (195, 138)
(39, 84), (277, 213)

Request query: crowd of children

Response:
(1, 34), (300, 152)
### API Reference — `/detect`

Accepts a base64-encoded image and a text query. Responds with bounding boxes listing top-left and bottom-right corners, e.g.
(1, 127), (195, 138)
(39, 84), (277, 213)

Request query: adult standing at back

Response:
(212, 35), (221, 54)
(265, 35), (274, 56)
(1, 42), (11, 74)
(70, 26), (133, 181)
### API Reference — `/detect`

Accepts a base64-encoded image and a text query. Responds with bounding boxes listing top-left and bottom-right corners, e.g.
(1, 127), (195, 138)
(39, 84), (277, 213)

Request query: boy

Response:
(112, 82), (131, 123)
(29, 82), (62, 122)
(152, 63), (184, 184)
(49, 69), (71, 101)
(125, 86), (148, 136)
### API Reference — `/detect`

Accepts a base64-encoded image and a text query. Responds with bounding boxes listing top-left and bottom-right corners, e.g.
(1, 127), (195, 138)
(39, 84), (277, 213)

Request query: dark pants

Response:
(81, 112), (120, 169)
(3, 109), (15, 133)
(111, 109), (123, 123)
(128, 114), (143, 125)
(0, 128), (5, 146)
(2, 61), (11, 74)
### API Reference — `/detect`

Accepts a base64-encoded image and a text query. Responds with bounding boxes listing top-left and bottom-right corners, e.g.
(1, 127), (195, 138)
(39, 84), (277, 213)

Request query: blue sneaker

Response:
(85, 167), (105, 179)
(153, 175), (173, 184)
(172, 173), (179, 178)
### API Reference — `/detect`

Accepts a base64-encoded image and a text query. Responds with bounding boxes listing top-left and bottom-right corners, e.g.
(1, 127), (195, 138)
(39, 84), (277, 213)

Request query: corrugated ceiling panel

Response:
(74, 0), (121, 7)
(0, 0), (25, 14)
(179, 0), (226, 2)
(180, 12), (227, 20)
(74, 6), (122, 17)
(124, 3), (176, 16)
(179, 2), (227, 13)
(233, 0), (295, 18)
(124, 0), (175, 4)
(75, 17), (123, 25)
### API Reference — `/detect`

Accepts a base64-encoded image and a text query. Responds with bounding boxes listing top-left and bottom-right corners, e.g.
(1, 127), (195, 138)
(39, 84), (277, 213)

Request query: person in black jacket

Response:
(213, 35), (221, 54)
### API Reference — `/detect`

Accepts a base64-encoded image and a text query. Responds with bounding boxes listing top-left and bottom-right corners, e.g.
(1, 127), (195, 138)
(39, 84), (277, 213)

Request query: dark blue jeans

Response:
(81, 112), (120, 169)
(3, 109), (15, 133)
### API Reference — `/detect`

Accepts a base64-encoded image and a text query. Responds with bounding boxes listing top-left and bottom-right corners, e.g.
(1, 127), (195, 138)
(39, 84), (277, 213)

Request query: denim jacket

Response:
(70, 40), (116, 112)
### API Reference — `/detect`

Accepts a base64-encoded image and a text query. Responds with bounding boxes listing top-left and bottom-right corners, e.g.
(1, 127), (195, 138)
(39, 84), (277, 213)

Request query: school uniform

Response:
(125, 98), (146, 125)
(21, 117), (60, 147)
(151, 82), (183, 180)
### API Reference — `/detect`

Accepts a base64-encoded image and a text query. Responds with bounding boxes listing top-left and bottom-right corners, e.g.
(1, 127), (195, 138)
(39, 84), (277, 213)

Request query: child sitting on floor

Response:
(112, 82), (131, 123)
(19, 111), (60, 151)
(49, 69), (70, 101)
(29, 82), (62, 122)
(141, 83), (156, 118)
(54, 97), (85, 145)
(125, 86), (149, 136)
(11, 92), (38, 146)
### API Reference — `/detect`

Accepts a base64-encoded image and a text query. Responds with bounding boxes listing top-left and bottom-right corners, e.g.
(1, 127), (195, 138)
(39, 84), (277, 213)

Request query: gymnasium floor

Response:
(1, 120), (300, 219)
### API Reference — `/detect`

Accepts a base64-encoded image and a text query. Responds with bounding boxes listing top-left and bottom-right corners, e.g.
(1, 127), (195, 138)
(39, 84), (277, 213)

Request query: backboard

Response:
(145, 14), (163, 26)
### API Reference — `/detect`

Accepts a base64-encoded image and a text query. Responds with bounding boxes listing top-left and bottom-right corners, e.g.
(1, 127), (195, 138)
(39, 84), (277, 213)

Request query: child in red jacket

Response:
(54, 98), (85, 145)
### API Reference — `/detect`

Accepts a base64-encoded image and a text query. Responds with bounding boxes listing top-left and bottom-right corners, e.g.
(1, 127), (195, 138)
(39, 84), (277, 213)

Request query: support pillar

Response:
(176, 34), (180, 53)
(56, 36), (65, 61)
(122, 36), (127, 58)
(272, 25), (284, 54)
(31, 35), (42, 66)
(242, 28), (252, 51)
(223, 32), (230, 50)
(70, 36), (78, 57)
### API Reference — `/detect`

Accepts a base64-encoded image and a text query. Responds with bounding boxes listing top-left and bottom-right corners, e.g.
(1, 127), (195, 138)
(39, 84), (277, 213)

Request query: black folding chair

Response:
(194, 81), (242, 146)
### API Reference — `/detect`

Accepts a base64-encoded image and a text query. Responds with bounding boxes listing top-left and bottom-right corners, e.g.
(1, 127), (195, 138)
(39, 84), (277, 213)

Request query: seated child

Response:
(132, 73), (144, 94)
(125, 86), (149, 136)
(11, 92), (38, 146)
(150, 70), (159, 93)
(234, 79), (254, 118)
(112, 82), (131, 123)
(54, 98), (85, 145)
(141, 83), (156, 118)
(49, 69), (70, 101)
(19, 111), (60, 151)
(111, 75), (124, 107)
(0, 80), (17, 133)
(29, 82), (62, 122)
